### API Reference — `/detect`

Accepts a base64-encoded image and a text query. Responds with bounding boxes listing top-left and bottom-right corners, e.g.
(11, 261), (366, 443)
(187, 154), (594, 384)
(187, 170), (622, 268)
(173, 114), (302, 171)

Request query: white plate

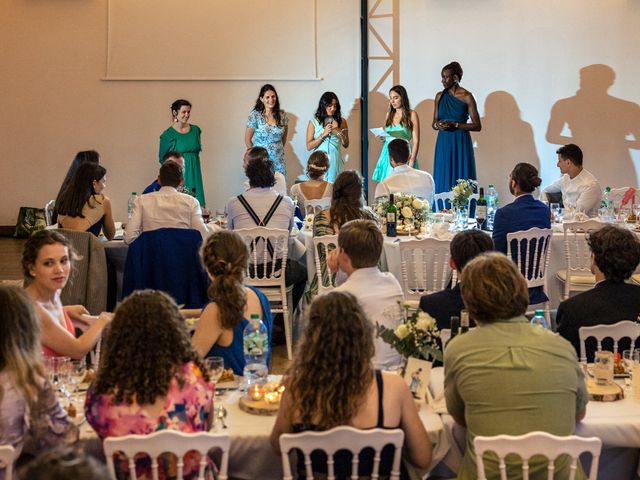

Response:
(216, 377), (242, 390)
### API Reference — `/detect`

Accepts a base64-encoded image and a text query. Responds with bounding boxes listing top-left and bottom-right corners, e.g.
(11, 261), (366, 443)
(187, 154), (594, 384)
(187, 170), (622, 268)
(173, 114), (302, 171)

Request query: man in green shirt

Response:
(445, 252), (588, 479)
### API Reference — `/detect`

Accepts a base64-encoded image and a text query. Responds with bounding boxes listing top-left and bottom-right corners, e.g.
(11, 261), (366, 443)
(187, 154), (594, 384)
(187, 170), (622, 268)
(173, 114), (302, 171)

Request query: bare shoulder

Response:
(381, 371), (409, 396)
(434, 91), (443, 102)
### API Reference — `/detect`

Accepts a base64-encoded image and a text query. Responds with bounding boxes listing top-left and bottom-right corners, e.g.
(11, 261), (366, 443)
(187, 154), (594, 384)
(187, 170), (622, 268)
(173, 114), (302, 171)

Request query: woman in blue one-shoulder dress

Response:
(432, 61), (482, 193)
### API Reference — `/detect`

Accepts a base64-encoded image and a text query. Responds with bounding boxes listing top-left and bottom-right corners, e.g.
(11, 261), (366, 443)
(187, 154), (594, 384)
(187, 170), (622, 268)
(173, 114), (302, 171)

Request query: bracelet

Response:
(455, 122), (459, 129)
(433, 122), (439, 130)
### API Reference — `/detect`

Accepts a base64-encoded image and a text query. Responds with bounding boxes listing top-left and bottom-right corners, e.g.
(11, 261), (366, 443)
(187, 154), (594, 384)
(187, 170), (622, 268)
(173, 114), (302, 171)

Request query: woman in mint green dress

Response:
(159, 99), (206, 206)
(372, 85), (421, 183)
(306, 92), (349, 183)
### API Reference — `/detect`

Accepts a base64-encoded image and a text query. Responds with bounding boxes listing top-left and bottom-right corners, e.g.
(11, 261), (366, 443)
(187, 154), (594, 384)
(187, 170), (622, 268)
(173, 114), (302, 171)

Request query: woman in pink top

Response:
(23, 230), (112, 359)
(86, 290), (214, 479)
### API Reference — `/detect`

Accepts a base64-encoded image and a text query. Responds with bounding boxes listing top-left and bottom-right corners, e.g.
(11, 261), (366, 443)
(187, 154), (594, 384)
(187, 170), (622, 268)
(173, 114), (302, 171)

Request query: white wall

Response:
(1, 0), (639, 224)
(0, 0), (361, 224)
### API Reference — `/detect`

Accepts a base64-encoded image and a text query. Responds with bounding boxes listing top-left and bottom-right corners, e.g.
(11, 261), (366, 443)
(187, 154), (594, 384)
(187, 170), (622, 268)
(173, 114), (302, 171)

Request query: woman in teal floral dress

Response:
(85, 290), (214, 480)
(244, 84), (289, 177)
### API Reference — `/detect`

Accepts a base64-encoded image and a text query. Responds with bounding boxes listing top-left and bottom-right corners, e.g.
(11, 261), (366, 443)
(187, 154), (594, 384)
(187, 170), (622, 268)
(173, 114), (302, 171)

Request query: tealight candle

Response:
(248, 384), (264, 401)
(264, 391), (280, 404)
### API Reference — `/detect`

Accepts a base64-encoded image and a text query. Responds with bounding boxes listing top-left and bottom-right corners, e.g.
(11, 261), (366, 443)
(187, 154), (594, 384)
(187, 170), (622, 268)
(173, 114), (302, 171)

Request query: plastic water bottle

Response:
(530, 309), (548, 329)
(601, 186), (614, 222)
(127, 192), (137, 219)
(486, 184), (498, 231)
(243, 314), (269, 389)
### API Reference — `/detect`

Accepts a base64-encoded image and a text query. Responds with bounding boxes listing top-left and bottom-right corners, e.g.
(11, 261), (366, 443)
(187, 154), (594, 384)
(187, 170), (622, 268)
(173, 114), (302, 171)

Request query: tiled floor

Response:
(0, 237), (291, 374)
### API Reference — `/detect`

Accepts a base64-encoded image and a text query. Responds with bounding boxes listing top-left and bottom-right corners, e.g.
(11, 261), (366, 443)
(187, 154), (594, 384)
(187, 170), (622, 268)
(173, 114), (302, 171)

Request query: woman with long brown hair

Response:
(192, 230), (273, 374)
(23, 230), (112, 359)
(86, 290), (214, 479)
(270, 291), (432, 476)
(0, 286), (77, 472)
(372, 84), (421, 183)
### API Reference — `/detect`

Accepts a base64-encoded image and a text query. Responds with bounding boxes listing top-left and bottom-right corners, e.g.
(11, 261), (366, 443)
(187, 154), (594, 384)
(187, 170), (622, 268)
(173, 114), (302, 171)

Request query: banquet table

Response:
(79, 384), (448, 479)
(427, 367), (640, 479)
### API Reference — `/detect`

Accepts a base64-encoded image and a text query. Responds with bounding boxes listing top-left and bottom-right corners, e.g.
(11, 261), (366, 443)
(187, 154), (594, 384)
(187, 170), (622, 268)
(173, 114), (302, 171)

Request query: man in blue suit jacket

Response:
(492, 163), (551, 305)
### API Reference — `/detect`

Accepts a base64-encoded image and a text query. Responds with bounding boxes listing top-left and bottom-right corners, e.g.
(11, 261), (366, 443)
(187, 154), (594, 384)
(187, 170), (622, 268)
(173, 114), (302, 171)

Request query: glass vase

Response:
(454, 205), (469, 230)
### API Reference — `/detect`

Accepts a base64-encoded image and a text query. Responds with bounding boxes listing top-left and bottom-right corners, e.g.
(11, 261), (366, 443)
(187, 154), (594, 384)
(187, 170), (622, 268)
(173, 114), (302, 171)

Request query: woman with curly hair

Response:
(192, 230), (273, 374)
(85, 290), (214, 479)
(23, 230), (112, 359)
(56, 162), (116, 240)
(307, 170), (377, 298)
(0, 286), (78, 476)
(270, 291), (432, 477)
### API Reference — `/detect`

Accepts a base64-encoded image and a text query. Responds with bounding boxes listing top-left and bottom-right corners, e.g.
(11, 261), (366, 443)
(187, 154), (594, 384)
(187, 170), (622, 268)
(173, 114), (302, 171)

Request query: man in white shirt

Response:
(242, 148), (287, 195)
(227, 147), (306, 309)
(542, 143), (602, 216)
(330, 219), (404, 370)
(374, 138), (435, 204)
(124, 161), (213, 244)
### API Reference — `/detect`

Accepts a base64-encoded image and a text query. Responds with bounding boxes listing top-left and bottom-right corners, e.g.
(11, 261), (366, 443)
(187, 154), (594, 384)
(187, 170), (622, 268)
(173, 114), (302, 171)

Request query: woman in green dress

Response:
(371, 85), (421, 183)
(159, 99), (206, 206)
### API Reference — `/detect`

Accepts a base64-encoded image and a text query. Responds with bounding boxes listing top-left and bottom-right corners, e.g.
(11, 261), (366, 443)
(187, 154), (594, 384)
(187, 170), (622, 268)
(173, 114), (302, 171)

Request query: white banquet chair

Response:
(103, 431), (230, 480)
(399, 237), (453, 302)
(279, 426), (404, 480)
(234, 227), (295, 360)
(312, 234), (339, 295)
(474, 432), (601, 480)
(433, 192), (454, 211)
(506, 227), (553, 325)
(0, 445), (16, 480)
(557, 219), (604, 300)
(44, 199), (56, 226)
(578, 320), (640, 363)
(304, 198), (331, 216)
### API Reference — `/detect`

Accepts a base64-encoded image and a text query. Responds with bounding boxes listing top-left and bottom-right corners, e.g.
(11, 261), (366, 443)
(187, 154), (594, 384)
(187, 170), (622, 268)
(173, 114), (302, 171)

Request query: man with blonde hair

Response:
(445, 252), (588, 479)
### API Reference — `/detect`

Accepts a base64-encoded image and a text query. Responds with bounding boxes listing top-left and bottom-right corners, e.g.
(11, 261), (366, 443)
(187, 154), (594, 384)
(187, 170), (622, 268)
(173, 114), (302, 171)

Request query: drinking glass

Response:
(593, 351), (614, 385)
(201, 207), (211, 224)
(205, 356), (225, 383)
(242, 363), (268, 391)
(69, 359), (87, 395)
(550, 203), (560, 223)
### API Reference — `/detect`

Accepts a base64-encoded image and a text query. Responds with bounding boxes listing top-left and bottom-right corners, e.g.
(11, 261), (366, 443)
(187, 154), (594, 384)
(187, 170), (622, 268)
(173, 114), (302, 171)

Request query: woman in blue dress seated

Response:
(56, 163), (115, 240)
(270, 291), (432, 478)
(432, 61), (482, 193)
(192, 230), (273, 375)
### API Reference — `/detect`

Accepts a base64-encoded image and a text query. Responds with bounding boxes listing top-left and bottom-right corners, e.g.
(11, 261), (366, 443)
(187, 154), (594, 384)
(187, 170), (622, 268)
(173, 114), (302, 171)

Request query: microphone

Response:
(323, 116), (334, 139)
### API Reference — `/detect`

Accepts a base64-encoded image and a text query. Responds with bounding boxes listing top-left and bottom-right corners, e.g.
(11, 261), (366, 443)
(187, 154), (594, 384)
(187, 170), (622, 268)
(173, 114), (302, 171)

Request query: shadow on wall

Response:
(284, 112), (302, 186)
(475, 91), (540, 203)
(342, 97), (361, 172)
(414, 98), (437, 175)
(546, 64), (640, 189)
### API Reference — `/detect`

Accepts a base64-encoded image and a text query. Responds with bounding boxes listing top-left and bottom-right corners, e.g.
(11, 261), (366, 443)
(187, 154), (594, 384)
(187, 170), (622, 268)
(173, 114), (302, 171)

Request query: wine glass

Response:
(205, 356), (225, 384)
(69, 359), (87, 396)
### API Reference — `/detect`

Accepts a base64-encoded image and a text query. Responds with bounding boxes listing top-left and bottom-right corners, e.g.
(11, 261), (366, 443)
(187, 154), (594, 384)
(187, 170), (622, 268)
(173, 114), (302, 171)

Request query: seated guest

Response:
(330, 219), (404, 369)
(542, 143), (601, 216)
(23, 230), (112, 359)
(19, 446), (109, 480)
(53, 150), (100, 224)
(373, 138), (435, 204)
(142, 150), (185, 194)
(86, 290), (214, 479)
(227, 147), (306, 310)
(310, 170), (377, 298)
(192, 230), (273, 375)
(56, 163), (116, 240)
(124, 160), (213, 244)
(243, 147), (287, 195)
(557, 225), (640, 361)
(290, 151), (333, 212)
(270, 291), (432, 476)
(0, 286), (78, 476)
(445, 253), (588, 479)
(492, 162), (551, 306)
(419, 230), (493, 330)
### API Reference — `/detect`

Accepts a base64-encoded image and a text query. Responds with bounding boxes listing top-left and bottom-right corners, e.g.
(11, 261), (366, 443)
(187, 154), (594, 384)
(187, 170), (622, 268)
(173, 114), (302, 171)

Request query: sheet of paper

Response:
(369, 127), (391, 138)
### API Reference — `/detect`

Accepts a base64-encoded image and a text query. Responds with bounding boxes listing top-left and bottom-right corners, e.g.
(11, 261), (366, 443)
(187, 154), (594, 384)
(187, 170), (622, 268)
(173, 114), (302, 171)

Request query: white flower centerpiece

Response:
(376, 305), (443, 367)
(372, 193), (431, 234)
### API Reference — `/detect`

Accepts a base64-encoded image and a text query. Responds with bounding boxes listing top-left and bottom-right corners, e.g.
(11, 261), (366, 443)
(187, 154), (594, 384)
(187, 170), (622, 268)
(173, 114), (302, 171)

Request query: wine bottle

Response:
(460, 310), (470, 334)
(386, 194), (397, 237)
(476, 187), (487, 230)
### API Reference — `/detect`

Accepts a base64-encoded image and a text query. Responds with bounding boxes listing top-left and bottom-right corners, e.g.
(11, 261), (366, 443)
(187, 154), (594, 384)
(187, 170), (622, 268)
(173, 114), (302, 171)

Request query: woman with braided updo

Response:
(192, 230), (273, 374)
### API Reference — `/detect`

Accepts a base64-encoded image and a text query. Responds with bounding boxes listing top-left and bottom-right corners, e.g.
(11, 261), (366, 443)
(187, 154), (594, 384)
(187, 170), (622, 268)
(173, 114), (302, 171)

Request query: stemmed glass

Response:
(205, 356), (225, 385)
(622, 349), (640, 390)
(68, 359), (87, 396)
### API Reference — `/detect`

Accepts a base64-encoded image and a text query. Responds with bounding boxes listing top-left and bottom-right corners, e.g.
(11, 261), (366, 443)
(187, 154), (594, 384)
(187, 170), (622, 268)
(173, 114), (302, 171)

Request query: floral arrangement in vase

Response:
(451, 179), (478, 209)
(372, 193), (431, 231)
(376, 305), (443, 363)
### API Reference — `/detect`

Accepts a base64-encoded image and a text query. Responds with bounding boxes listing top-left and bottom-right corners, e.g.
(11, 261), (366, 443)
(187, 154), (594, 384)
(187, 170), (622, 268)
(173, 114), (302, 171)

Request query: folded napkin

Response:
(432, 222), (453, 240)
